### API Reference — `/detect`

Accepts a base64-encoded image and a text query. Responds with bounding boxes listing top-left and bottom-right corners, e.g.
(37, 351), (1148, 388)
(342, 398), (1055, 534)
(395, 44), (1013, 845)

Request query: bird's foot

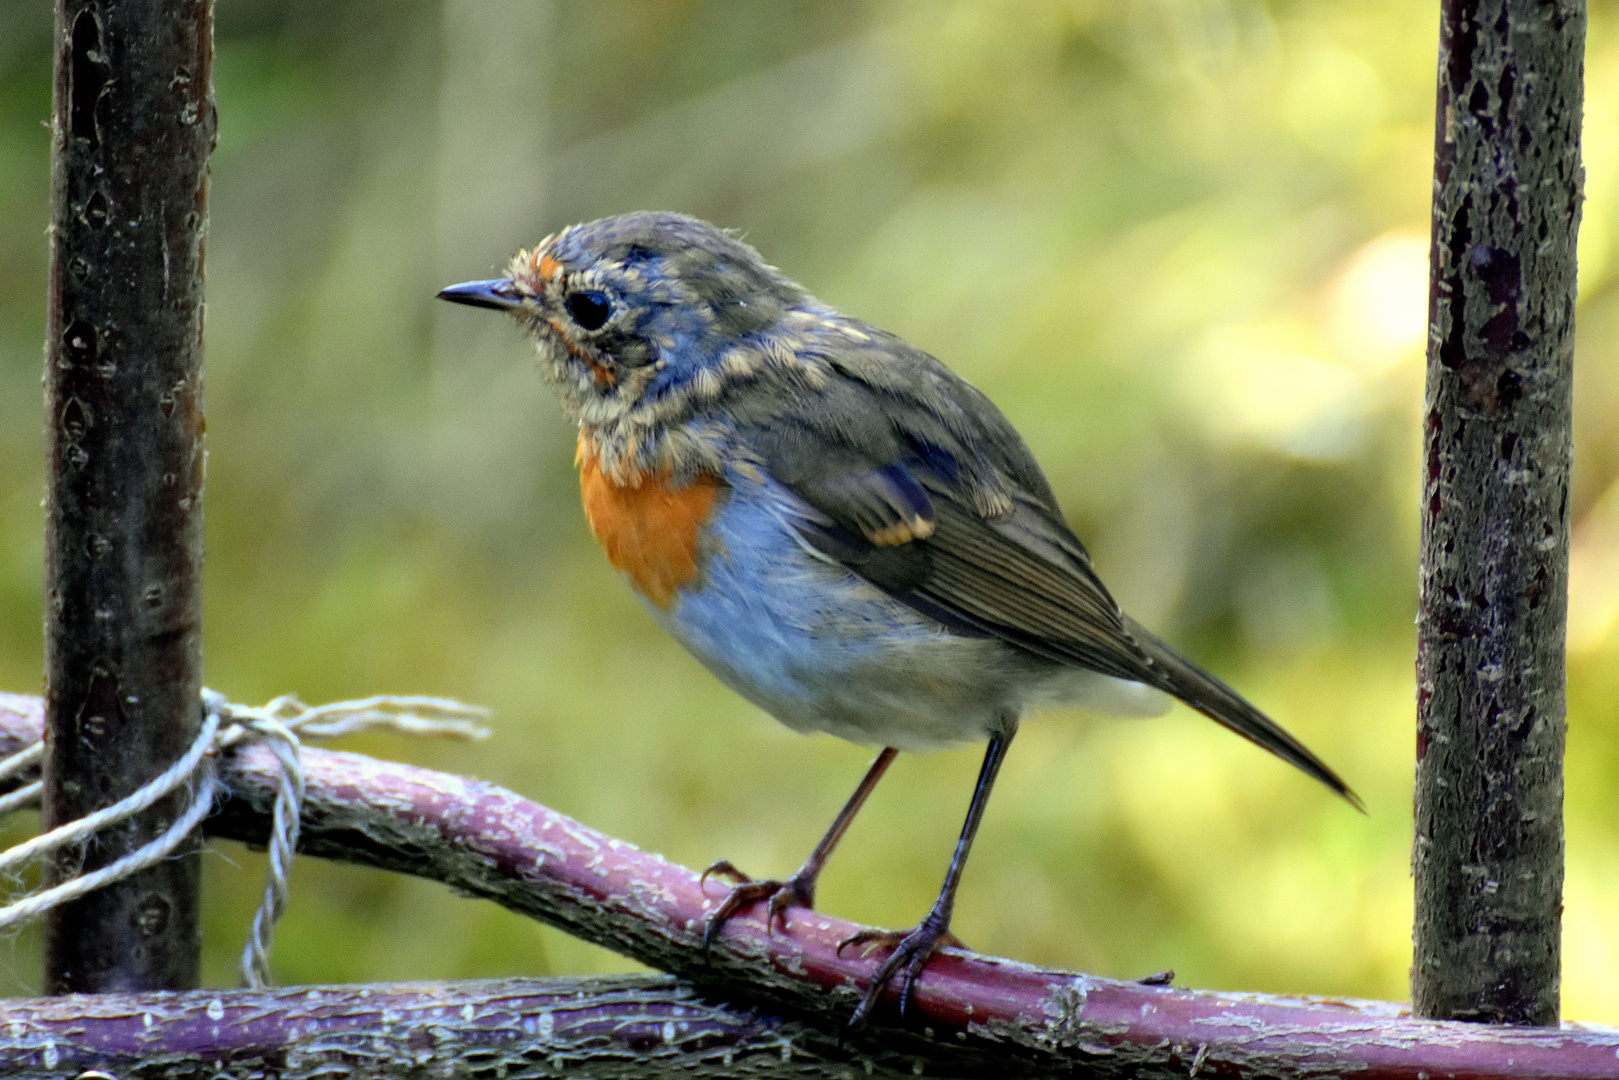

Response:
(838, 912), (964, 1027)
(699, 860), (817, 948)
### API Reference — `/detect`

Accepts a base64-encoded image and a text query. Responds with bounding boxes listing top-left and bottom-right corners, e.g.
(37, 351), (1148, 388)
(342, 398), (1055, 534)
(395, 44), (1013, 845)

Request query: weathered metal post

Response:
(1415, 0), (1582, 1026)
(43, 0), (215, 993)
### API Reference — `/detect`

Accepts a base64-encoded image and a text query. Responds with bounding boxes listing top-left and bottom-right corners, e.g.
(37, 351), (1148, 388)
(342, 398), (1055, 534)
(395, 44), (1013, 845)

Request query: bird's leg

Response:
(702, 747), (898, 948)
(839, 727), (1015, 1028)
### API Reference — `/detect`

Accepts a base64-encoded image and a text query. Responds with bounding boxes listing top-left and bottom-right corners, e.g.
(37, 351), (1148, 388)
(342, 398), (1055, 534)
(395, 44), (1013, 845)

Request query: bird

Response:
(438, 210), (1359, 1027)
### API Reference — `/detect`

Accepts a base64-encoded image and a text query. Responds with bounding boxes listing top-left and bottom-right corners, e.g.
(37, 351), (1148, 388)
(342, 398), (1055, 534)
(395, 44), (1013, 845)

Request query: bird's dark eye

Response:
(565, 290), (612, 330)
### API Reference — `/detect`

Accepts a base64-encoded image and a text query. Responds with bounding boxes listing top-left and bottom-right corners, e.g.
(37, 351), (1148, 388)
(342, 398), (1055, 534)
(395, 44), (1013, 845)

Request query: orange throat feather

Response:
(576, 436), (723, 609)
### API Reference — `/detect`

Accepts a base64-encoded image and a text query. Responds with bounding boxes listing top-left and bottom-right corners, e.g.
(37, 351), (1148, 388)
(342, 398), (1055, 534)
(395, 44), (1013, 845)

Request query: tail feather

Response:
(1124, 616), (1364, 812)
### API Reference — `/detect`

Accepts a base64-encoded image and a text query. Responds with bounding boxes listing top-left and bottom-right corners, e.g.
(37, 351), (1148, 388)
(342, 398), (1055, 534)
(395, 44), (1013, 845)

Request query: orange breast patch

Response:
(577, 437), (724, 609)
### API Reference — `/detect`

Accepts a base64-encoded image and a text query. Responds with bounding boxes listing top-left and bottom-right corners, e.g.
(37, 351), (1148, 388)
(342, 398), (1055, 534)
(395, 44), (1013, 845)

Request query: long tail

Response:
(1124, 616), (1364, 811)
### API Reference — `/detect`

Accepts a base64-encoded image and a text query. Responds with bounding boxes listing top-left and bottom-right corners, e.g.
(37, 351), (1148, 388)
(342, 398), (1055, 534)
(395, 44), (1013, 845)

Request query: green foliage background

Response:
(2, 0), (1618, 1019)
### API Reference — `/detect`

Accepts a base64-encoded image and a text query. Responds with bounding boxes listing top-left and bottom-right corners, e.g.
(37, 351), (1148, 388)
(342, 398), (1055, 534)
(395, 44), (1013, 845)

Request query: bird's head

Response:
(438, 212), (808, 430)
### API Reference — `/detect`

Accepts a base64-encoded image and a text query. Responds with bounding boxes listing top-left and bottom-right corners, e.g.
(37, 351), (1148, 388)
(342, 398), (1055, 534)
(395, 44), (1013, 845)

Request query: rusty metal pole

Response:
(1414, 0), (1582, 1026)
(42, 0), (214, 993)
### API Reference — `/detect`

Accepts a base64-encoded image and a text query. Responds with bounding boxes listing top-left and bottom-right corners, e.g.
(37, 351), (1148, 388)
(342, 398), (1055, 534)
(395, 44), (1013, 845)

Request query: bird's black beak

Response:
(437, 278), (522, 311)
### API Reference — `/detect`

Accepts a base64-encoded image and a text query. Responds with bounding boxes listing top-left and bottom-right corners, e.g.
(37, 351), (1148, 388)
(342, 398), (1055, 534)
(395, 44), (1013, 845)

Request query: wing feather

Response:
(726, 322), (1358, 805)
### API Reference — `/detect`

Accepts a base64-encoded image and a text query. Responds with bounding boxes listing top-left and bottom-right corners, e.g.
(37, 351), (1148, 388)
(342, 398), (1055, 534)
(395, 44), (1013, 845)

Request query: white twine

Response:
(0, 689), (489, 988)
(0, 745), (44, 818)
(0, 710), (221, 882)
(0, 741), (41, 782)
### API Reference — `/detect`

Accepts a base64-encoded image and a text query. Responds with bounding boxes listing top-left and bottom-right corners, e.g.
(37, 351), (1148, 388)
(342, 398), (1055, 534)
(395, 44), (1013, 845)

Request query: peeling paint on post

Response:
(1415, 0), (1582, 1027)
(43, 0), (215, 993)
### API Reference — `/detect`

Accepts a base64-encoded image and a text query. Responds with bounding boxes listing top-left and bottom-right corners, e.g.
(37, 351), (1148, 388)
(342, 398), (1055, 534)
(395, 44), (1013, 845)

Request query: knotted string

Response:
(0, 690), (488, 988)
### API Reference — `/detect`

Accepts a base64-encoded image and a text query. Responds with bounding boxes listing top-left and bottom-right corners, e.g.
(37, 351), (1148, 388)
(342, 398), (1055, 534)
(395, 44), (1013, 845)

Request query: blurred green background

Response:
(3, 0), (1619, 1020)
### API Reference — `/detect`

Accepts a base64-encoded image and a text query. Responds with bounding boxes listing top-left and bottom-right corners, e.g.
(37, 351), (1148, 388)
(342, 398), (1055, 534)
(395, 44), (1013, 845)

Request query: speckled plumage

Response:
(439, 210), (1358, 1025)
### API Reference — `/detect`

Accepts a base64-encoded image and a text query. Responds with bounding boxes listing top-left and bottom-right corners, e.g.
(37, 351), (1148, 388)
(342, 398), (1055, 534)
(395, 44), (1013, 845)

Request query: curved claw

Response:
(763, 877), (815, 929)
(700, 867), (817, 950)
(840, 914), (961, 1028)
(837, 924), (965, 958)
(699, 859), (753, 890)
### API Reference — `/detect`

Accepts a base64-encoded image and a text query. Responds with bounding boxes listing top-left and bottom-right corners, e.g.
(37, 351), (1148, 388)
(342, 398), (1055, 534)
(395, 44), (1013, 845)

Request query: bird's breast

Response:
(576, 435), (725, 608)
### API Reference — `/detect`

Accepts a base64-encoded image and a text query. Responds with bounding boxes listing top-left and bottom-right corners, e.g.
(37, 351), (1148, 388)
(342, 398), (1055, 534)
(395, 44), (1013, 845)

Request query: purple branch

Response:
(2, 692), (1615, 1078)
(0, 977), (906, 1079)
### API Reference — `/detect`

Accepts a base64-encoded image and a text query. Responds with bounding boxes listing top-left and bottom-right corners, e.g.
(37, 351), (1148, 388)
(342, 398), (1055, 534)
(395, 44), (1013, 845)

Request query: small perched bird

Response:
(439, 211), (1358, 1027)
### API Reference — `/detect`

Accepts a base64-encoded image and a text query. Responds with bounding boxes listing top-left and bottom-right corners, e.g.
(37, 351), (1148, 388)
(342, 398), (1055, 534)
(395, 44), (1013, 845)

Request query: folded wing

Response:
(732, 333), (1358, 806)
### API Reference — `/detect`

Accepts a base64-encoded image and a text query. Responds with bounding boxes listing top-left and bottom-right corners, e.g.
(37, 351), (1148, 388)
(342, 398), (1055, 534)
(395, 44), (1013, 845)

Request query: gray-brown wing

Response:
(730, 319), (1357, 804)
(782, 464), (1360, 807)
